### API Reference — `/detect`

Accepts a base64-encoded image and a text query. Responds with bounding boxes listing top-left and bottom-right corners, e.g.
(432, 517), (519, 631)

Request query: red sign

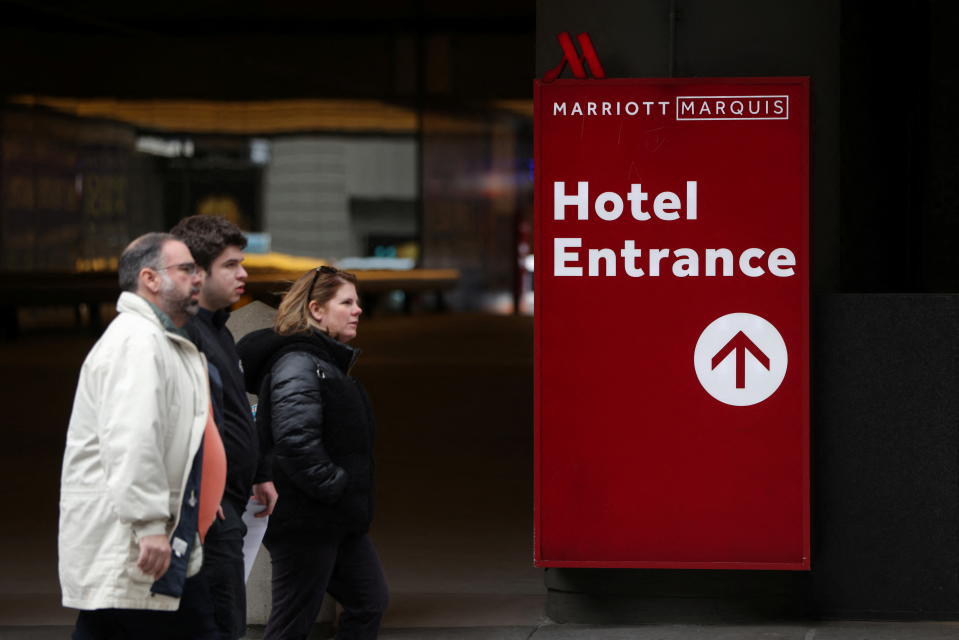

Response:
(534, 77), (809, 569)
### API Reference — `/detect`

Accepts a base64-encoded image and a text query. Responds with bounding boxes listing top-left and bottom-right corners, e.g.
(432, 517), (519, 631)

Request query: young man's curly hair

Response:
(170, 215), (248, 272)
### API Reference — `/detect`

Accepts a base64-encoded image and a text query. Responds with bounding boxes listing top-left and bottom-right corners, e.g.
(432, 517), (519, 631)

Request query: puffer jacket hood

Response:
(237, 327), (358, 395)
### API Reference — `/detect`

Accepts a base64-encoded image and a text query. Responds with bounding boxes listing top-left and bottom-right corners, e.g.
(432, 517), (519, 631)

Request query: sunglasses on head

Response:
(306, 265), (339, 305)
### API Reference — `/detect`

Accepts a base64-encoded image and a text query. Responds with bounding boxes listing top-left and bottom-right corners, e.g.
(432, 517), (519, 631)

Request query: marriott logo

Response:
(676, 95), (789, 121)
(548, 95), (791, 122)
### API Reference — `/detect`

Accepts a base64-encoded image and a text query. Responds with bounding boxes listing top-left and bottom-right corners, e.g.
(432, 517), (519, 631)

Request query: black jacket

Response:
(185, 308), (267, 509)
(237, 328), (376, 538)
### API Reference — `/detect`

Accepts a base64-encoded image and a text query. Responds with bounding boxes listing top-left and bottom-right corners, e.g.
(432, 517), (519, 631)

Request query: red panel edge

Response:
(800, 75), (811, 572)
(533, 79), (543, 567)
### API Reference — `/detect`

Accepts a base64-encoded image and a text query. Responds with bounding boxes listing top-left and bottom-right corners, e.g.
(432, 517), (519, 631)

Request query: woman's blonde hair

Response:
(274, 266), (359, 336)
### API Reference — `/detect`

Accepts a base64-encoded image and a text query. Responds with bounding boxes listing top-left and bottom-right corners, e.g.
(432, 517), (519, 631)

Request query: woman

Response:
(237, 266), (387, 640)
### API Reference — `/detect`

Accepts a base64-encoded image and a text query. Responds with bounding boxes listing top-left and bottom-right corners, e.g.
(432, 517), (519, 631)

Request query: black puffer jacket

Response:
(237, 328), (375, 538)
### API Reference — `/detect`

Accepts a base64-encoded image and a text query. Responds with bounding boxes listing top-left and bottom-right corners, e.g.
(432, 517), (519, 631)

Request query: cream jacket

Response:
(59, 292), (209, 611)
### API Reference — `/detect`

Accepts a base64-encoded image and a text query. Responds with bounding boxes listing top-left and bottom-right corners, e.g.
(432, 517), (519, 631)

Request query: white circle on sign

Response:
(694, 312), (788, 406)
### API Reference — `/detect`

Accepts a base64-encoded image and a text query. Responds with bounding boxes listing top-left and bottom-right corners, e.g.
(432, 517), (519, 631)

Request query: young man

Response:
(60, 233), (220, 639)
(171, 215), (277, 640)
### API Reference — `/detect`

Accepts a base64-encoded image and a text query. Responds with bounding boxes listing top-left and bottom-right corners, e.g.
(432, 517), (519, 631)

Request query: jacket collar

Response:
(116, 292), (191, 342)
(197, 306), (231, 329)
(310, 329), (360, 374)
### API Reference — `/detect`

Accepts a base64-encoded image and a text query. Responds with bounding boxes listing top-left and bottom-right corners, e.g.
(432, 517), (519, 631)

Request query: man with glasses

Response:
(60, 233), (220, 639)
(171, 215), (277, 640)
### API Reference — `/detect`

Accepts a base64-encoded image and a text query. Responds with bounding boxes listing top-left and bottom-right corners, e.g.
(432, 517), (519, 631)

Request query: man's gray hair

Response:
(118, 232), (175, 292)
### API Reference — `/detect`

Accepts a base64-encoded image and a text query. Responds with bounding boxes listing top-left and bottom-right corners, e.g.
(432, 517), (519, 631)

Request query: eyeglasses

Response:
(306, 265), (338, 306)
(157, 261), (198, 275)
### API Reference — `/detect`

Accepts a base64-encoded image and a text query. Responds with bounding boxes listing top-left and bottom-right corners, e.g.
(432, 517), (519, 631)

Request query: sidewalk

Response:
(312, 621), (959, 639)
(4, 621), (959, 640)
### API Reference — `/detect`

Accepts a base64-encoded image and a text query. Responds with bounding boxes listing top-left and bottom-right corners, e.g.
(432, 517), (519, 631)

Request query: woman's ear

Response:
(307, 299), (324, 324)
